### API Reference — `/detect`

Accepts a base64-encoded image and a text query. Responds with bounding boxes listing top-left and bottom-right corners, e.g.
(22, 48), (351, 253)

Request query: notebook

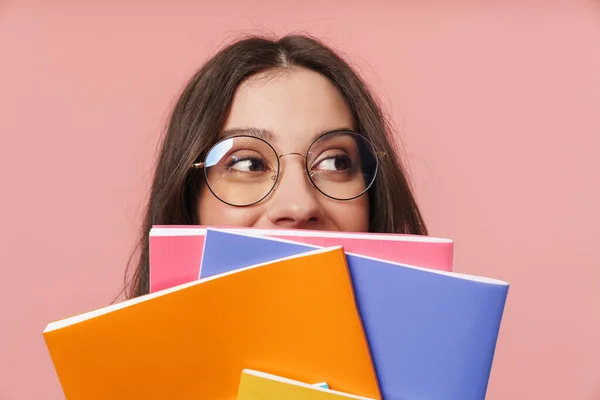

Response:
(237, 369), (376, 399)
(149, 225), (454, 292)
(200, 228), (510, 400)
(43, 247), (381, 399)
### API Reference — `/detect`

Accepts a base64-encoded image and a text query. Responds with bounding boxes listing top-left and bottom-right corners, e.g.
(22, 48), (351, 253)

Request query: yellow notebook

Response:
(237, 369), (376, 399)
(43, 246), (381, 399)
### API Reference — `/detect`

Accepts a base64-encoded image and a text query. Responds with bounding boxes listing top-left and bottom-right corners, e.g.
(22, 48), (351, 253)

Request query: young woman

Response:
(122, 34), (428, 299)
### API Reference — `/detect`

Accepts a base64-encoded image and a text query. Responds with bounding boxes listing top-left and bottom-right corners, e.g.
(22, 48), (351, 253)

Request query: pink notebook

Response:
(149, 225), (454, 293)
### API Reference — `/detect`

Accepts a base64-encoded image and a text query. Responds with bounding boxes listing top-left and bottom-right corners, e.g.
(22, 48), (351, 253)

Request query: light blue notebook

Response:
(200, 228), (509, 400)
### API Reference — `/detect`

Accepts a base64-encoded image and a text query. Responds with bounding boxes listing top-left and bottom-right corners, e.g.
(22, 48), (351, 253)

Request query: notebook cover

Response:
(236, 369), (375, 400)
(149, 225), (453, 293)
(43, 247), (381, 400)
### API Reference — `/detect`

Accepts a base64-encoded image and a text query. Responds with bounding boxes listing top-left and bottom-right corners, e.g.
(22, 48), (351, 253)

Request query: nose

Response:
(265, 155), (324, 229)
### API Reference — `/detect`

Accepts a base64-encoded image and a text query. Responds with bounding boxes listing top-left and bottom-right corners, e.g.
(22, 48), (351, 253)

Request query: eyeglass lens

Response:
(202, 131), (377, 207)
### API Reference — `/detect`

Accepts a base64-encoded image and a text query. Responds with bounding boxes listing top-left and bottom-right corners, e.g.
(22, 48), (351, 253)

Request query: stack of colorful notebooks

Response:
(42, 227), (510, 399)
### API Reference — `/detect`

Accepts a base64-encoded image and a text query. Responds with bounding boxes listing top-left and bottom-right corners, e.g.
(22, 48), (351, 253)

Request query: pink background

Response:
(1, 1), (599, 399)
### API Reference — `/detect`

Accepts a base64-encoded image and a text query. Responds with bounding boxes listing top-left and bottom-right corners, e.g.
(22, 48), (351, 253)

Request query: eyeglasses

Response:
(190, 130), (380, 207)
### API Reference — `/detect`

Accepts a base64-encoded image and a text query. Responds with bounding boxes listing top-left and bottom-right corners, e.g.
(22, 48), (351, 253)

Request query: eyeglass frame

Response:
(190, 129), (384, 208)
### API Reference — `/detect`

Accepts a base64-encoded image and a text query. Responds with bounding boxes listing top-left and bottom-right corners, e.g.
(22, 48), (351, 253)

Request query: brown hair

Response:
(120, 33), (428, 300)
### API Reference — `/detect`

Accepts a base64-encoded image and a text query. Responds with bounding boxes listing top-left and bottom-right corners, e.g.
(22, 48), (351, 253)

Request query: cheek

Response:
(197, 185), (264, 227)
(321, 196), (370, 232)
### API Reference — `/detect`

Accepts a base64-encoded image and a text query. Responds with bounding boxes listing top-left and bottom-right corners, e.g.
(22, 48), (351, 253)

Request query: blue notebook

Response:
(200, 228), (509, 400)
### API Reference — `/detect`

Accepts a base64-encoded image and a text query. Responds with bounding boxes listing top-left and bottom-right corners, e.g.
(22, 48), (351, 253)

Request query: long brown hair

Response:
(120, 33), (428, 300)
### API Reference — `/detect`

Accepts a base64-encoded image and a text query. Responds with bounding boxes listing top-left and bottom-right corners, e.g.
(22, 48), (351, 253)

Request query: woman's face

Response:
(196, 67), (370, 232)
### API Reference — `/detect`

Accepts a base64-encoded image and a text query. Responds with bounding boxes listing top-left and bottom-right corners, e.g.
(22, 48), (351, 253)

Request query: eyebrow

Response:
(220, 127), (274, 142)
(220, 126), (356, 142)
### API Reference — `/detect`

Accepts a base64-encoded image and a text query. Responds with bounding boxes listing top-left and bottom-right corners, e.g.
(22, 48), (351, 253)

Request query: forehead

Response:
(221, 67), (355, 148)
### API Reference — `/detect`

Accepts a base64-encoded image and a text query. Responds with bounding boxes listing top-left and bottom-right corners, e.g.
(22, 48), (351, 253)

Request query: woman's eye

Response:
(230, 158), (267, 172)
(315, 156), (351, 171)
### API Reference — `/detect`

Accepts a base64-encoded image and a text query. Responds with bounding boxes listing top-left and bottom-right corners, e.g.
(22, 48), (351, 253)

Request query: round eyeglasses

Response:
(190, 130), (380, 207)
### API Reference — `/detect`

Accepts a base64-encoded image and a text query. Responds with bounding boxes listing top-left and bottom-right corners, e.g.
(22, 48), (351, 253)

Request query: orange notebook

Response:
(43, 246), (381, 400)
